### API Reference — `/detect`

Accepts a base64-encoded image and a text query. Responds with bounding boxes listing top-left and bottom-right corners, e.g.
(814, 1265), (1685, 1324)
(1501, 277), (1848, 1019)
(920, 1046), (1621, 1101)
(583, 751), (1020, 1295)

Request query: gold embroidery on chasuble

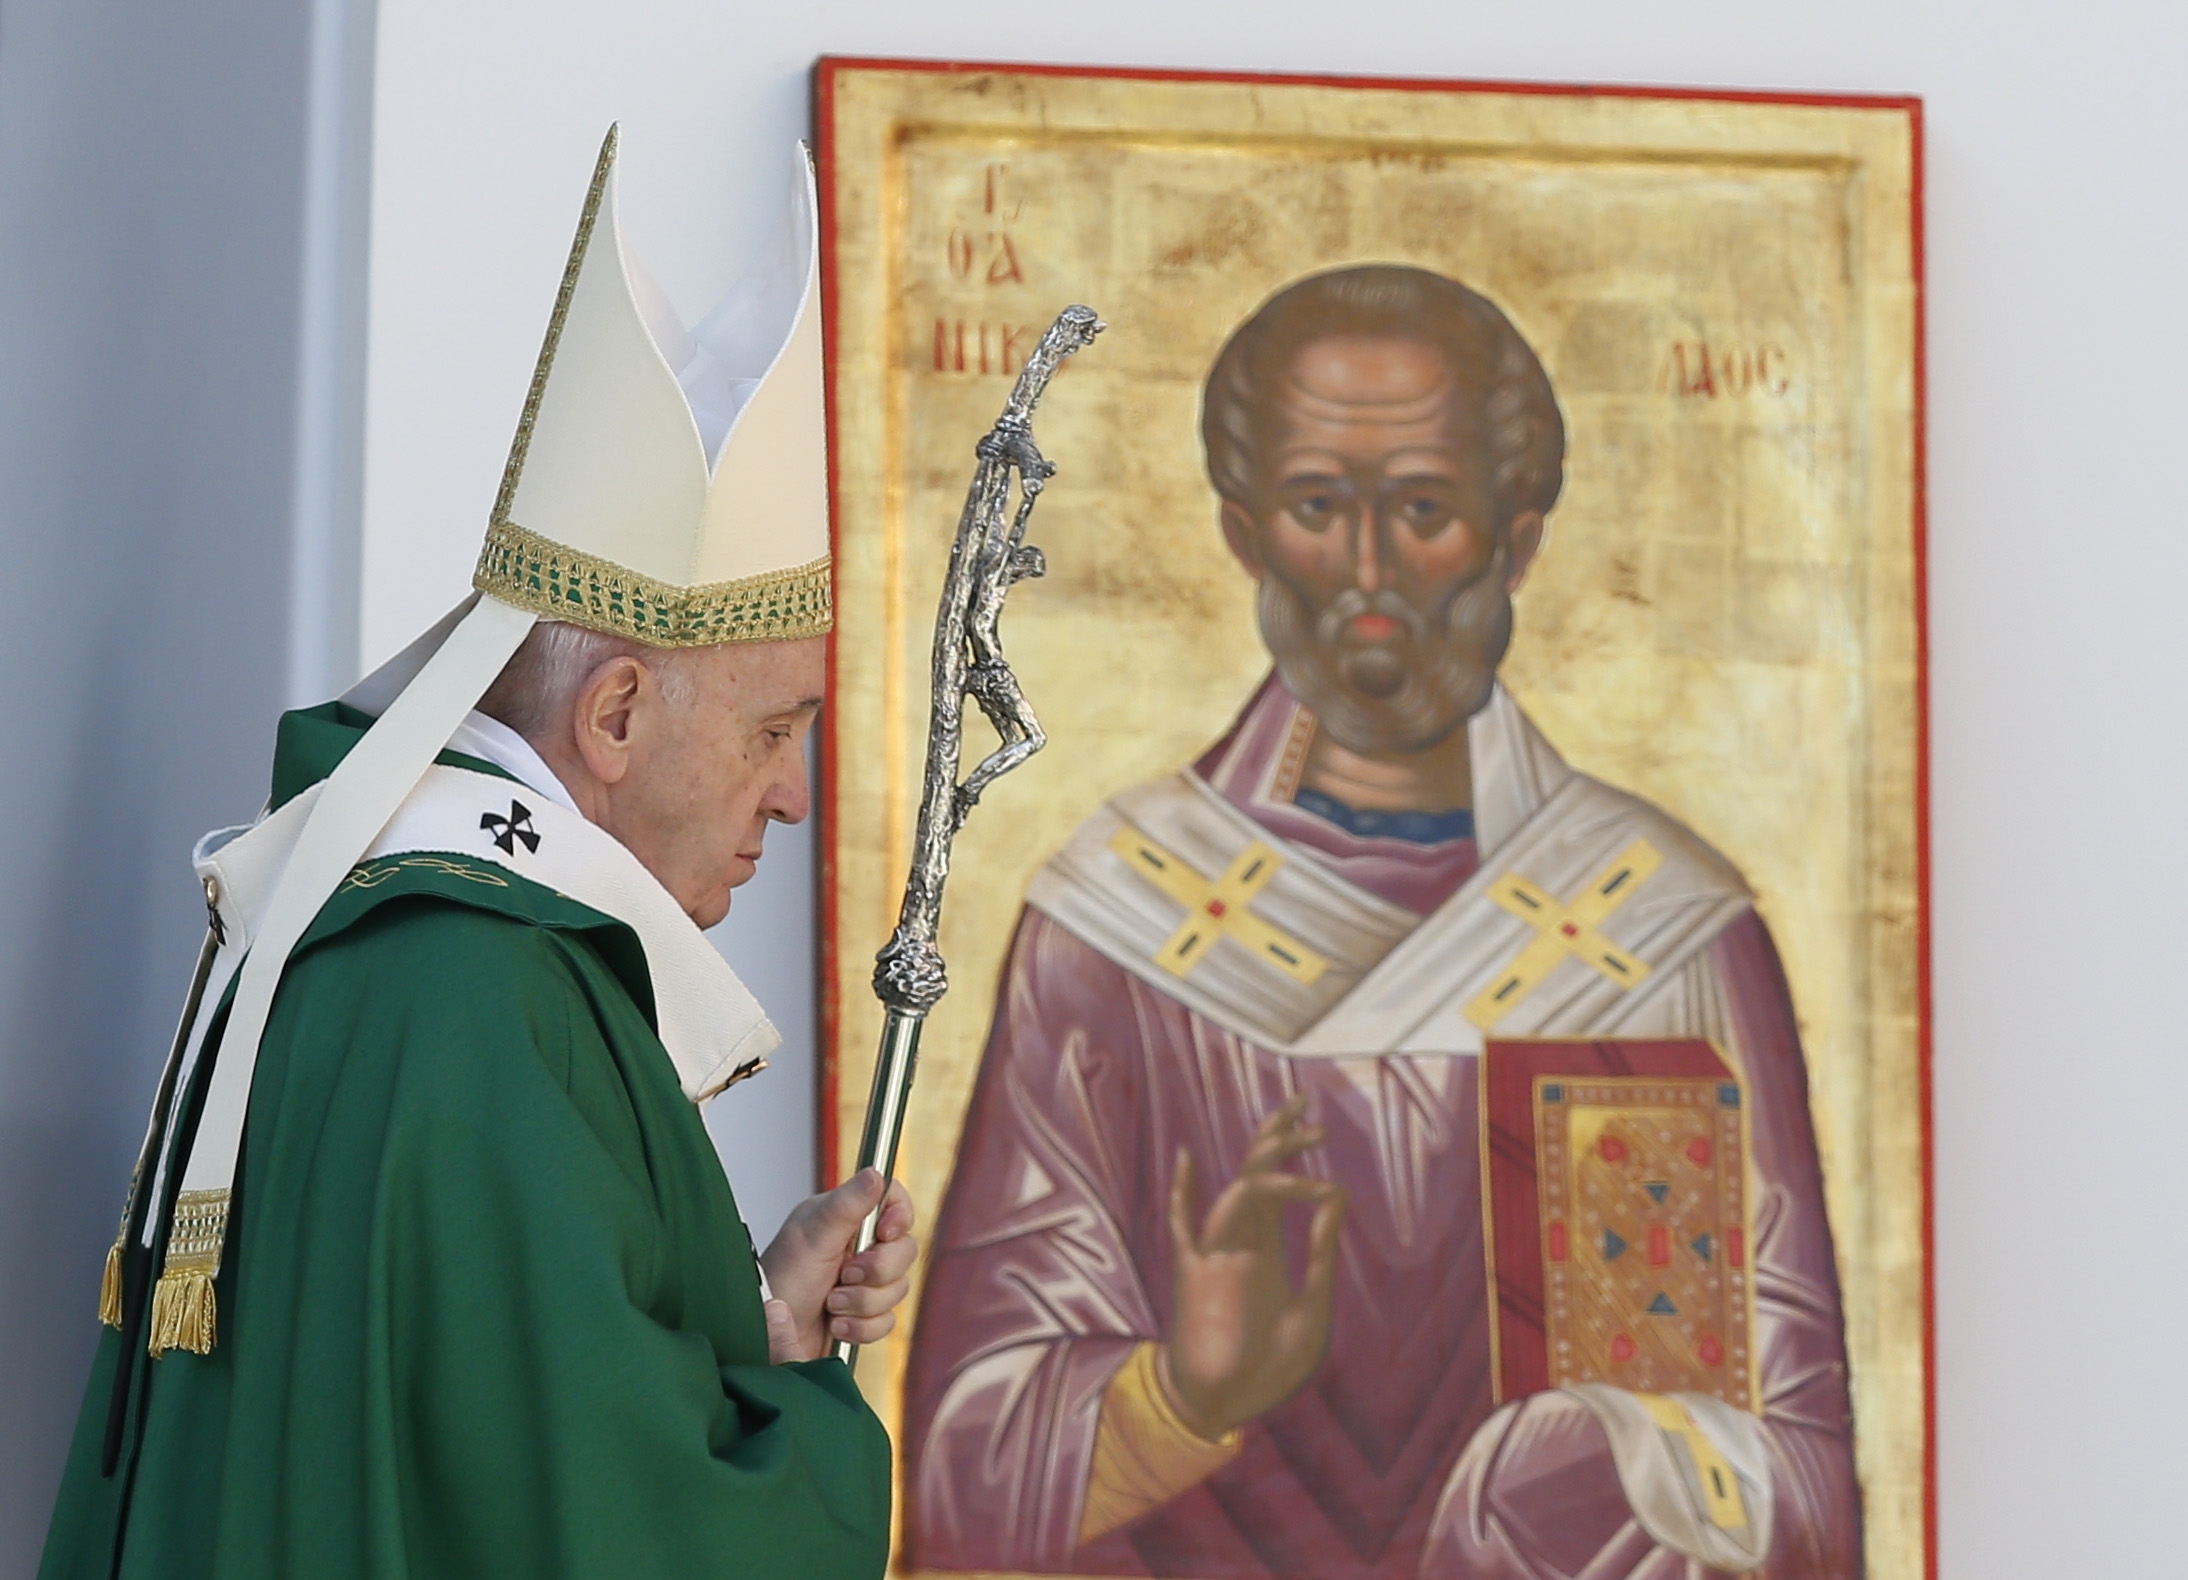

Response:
(341, 855), (512, 893)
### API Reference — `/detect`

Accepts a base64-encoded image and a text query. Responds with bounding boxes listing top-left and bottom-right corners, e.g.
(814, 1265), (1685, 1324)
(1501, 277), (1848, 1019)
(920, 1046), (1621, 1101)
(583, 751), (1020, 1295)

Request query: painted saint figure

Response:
(901, 267), (1862, 1578)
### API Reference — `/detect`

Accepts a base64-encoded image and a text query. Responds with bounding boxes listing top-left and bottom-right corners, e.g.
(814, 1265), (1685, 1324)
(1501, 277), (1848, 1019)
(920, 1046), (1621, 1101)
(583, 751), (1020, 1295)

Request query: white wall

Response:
(364, 8), (2188, 1566)
(0, 0), (372, 1571)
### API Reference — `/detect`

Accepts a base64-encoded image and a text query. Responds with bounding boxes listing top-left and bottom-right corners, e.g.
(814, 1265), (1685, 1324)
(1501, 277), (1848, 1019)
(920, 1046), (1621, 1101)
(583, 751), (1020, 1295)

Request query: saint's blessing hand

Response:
(1162, 1093), (1346, 1439)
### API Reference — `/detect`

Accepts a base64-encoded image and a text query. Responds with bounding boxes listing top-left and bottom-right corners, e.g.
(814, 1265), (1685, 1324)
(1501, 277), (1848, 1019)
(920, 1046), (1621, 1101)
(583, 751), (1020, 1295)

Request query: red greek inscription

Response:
(1659, 341), (1792, 399)
(984, 162), (1022, 221)
(986, 233), (1024, 285)
(931, 321), (1042, 377)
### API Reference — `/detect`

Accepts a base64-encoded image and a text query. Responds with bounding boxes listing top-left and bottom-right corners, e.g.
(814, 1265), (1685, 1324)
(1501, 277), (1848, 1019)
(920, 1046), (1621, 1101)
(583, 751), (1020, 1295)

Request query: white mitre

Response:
(129, 125), (827, 1356)
(470, 124), (830, 645)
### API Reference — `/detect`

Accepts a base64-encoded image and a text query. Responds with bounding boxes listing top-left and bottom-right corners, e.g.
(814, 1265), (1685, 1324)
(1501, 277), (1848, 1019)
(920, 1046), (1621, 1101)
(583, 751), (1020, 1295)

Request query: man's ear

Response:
(1504, 510), (1547, 594)
(571, 656), (645, 786)
(1219, 500), (1266, 580)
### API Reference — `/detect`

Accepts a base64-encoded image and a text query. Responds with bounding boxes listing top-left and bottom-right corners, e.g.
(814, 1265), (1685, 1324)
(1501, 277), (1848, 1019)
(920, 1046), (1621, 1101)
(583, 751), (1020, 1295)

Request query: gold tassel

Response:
(147, 1188), (227, 1358)
(99, 1237), (125, 1329)
(147, 1268), (217, 1356)
(99, 1168), (140, 1329)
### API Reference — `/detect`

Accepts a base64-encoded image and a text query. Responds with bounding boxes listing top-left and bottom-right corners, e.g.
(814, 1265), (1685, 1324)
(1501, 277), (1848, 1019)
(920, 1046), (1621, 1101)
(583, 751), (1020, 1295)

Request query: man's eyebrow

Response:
(770, 694), (826, 716)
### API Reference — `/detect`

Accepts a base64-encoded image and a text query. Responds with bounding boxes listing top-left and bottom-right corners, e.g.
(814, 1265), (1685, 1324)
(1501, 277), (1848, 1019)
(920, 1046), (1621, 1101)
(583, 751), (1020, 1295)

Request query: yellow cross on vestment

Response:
(1463, 839), (1663, 1031)
(1107, 826), (1329, 985)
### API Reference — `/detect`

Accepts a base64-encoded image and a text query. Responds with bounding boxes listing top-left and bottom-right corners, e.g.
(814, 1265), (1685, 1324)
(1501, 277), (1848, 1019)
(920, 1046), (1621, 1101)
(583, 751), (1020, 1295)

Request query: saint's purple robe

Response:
(902, 678), (1862, 1578)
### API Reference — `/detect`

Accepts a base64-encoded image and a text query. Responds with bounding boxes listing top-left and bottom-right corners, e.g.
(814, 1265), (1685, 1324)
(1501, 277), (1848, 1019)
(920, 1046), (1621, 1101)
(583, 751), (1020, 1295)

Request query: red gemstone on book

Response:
(1698, 1334), (1725, 1366)
(1686, 1137), (1712, 1167)
(1205, 898), (1227, 917)
(1610, 1333), (1637, 1363)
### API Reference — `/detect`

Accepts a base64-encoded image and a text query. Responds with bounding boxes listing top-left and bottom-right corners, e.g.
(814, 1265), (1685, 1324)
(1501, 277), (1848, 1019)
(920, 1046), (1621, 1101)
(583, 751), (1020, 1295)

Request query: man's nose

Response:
(765, 744), (813, 825)
(1348, 510), (1388, 595)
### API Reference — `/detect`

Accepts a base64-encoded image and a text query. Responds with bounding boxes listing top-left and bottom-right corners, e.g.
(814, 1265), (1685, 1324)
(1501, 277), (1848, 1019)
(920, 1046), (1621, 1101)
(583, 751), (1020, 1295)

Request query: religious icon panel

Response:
(818, 59), (1925, 1580)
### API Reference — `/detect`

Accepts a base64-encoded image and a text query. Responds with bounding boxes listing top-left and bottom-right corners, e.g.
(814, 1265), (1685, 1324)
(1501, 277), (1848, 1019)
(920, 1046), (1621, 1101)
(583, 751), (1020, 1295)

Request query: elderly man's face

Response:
(1221, 333), (1542, 754)
(564, 636), (826, 929)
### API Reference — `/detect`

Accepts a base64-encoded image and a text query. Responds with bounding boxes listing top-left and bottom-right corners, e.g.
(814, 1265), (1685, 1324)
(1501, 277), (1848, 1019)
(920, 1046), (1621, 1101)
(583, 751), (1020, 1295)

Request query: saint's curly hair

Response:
(1199, 265), (1566, 525)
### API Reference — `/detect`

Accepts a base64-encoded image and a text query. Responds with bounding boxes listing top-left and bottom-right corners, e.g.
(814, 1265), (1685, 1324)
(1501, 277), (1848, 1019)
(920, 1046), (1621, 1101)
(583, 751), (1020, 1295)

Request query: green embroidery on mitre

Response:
(474, 518), (832, 647)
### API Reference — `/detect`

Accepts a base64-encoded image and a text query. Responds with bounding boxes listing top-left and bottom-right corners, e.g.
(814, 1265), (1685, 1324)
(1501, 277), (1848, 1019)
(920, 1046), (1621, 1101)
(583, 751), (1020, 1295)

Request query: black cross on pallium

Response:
(479, 799), (541, 856)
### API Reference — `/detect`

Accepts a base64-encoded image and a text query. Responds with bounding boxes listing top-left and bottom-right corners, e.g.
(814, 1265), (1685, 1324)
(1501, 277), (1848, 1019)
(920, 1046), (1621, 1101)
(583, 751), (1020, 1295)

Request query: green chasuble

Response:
(40, 705), (891, 1580)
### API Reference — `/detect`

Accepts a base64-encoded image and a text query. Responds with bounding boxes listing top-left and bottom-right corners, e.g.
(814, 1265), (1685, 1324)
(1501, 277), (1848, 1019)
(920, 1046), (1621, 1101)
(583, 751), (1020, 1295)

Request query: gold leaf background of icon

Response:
(822, 63), (1919, 1579)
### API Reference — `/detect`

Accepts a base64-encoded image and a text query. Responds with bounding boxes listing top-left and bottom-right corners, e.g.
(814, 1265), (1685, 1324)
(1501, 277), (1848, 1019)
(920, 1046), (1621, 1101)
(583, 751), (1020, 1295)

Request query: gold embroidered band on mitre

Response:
(148, 1188), (228, 1357)
(474, 518), (832, 646)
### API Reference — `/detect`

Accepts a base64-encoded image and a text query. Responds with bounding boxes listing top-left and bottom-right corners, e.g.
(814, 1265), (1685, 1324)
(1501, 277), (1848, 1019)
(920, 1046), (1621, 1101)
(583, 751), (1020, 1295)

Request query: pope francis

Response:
(38, 129), (909, 1580)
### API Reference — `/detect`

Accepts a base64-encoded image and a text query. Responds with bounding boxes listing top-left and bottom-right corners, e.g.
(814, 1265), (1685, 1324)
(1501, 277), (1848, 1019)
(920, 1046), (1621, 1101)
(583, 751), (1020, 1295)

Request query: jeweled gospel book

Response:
(1483, 1038), (1757, 1411)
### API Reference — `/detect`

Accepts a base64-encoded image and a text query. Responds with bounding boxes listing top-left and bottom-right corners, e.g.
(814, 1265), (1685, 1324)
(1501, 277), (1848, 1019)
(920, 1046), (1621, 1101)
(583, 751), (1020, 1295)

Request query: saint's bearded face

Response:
(1226, 333), (1529, 756)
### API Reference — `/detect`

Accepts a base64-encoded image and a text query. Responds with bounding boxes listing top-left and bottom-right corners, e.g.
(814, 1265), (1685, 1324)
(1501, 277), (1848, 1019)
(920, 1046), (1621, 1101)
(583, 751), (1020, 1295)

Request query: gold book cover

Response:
(1483, 1038), (1756, 1410)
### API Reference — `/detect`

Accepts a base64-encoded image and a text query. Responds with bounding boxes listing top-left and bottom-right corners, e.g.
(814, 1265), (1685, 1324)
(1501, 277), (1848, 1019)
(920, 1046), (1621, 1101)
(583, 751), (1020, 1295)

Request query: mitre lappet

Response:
(104, 125), (830, 1357)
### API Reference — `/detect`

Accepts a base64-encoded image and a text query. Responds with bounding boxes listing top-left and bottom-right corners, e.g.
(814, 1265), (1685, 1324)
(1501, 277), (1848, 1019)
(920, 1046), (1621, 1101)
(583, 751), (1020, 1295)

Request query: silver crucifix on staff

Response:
(833, 303), (1103, 1368)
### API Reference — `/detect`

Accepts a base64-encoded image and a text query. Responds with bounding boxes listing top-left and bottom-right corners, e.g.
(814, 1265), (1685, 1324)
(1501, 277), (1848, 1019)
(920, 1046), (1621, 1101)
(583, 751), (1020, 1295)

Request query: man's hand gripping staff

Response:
(832, 304), (1105, 1368)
